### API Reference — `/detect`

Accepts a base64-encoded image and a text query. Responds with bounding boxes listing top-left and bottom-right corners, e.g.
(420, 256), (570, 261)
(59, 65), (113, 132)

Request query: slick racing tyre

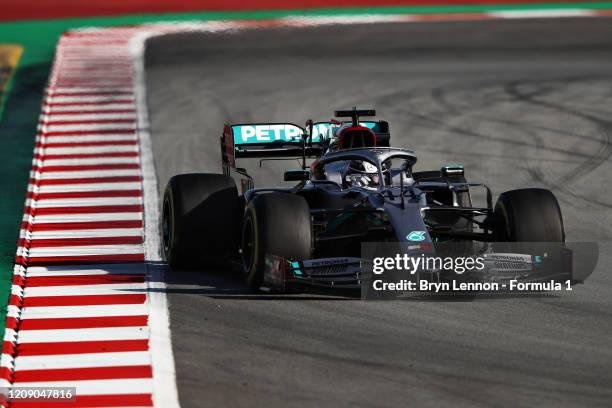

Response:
(162, 173), (241, 268)
(494, 188), (565, 242)
(241, 193), (312, 290)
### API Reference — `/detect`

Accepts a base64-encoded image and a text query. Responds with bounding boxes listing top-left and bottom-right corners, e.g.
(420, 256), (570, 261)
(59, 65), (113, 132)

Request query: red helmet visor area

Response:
(337, 126), (376, 150)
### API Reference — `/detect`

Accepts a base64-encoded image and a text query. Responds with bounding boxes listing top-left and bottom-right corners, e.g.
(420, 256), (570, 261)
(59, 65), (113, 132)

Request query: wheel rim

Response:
(162, 198), (171, 252)
(241, 215), (255, 273)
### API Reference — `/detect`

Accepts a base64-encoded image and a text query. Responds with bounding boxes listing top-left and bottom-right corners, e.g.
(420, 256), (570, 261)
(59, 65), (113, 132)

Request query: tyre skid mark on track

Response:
(505, 80), (612, 208)
(406, 75), (612, 213)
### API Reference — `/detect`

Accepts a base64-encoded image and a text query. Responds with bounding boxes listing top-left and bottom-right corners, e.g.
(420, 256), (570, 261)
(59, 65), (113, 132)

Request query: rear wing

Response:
(221, 123), (324, 169)
(221, 120), (391, 169)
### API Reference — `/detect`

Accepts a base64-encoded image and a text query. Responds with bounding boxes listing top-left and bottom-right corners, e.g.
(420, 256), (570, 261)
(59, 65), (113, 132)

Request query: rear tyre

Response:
(494, 188), (565, 242)
(241, 193), (312, 290)
(162, 173), (241, 268)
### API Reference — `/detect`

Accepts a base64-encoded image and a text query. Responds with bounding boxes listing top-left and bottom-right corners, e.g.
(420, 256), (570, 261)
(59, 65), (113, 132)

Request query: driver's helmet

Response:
(327, 125), (376, 152)
(345, 160), (380, 189)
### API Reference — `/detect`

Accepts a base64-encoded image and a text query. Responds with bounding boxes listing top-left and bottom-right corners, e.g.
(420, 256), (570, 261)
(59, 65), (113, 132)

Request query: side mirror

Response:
(284, 169), (310, 182)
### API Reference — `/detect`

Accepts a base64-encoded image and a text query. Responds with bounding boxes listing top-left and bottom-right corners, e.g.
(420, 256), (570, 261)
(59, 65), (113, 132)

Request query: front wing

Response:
(262, 249), (575, 293)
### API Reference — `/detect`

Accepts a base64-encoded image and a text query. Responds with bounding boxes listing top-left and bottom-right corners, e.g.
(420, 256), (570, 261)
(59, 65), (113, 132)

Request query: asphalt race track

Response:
(145, 19), (612, 407)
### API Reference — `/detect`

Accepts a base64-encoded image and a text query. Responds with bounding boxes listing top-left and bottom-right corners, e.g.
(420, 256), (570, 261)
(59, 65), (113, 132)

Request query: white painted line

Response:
(47, 95), (135, 104)
(52, 80), (134, 87)
(282, 14), (415, 26)
(54, 67), (132, 72)
(37, 135), (137, 144)
(27, 212), (142, 223)
(25, 270), (142, 277)
(15, 379), (153, 395)
(25, 269), (142, 277)
(30, 197), (142, 208)
(56, 77), (135, 83)
(38, 169), (141, 179)
(58, 45), (134, 49)
(45, 113), (137, 121)
(490, 9), (595, 19)
(24, 282), (146, 297)
(33, 182), (142, 193)
(40, 157), (140, 166)
(52, 77), (135, 84)
(15, 351), (151, 370)
(48, 87), (134, 94)
(59, 42), (134, 46)
(34, 145), (139, 155)
(45, 103), (135, 112)
(130, 30), (180, 408)
(55, 61), (134, 66)
(20, 244), (144, 257)
(20, 304), (148, 319)
(45, 123), (135, 132)
(27, 265), (145, 277)
(63, 28), (139, 34)
(4, 329), (16, 344)
(26, 229), (143, 240)
(57, 61), (132, 65)
(61, 33), (136, 37)
(1, 353), (14, 369)
(58, 69), (134, 74)
(17, 327), (149, 343)
(58, 47), (133, 52)
(11, 284), (24, 296)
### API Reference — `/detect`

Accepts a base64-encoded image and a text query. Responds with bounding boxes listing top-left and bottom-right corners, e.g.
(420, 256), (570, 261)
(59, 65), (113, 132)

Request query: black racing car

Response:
(161, 109), (567, 292)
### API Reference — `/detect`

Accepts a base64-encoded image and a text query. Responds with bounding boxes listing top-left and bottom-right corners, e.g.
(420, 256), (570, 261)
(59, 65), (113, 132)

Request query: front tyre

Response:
(242, 193), (312, 290)
(494, 188), (565, 242)
(162, 173), (241, 268)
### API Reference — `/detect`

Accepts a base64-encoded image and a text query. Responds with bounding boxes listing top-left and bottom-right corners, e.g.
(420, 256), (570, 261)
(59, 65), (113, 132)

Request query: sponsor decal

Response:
(406, 231), (426, 241)
(485, 253), (533, 263)
(232, 124), (304, 144)
(232, 121), (383, 145)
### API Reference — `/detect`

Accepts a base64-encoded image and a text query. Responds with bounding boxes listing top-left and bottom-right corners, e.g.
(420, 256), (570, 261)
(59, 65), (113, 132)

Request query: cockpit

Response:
(311, 150), (416, 191)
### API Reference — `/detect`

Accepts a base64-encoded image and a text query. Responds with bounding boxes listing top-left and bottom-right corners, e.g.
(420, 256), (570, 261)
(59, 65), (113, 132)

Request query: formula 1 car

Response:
(161, 109), (567, 292)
